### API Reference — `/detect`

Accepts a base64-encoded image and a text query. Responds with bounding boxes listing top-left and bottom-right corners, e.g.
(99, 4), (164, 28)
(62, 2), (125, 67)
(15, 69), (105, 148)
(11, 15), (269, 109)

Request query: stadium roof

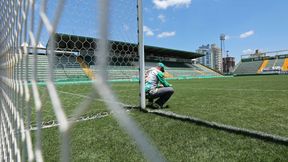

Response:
(144, 45), (203, 59)
(52, 33), (203, 59)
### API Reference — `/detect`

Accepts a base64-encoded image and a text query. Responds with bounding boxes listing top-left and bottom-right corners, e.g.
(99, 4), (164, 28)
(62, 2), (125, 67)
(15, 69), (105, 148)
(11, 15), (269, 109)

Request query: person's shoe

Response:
(151, 103), (162, 109)
(161, 105), (169, 109)
(146, 101), (154, 108)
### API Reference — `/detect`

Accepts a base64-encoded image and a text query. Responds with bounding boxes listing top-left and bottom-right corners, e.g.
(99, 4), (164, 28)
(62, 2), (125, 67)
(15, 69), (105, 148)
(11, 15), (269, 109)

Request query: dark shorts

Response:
(146, 87), (174, 106)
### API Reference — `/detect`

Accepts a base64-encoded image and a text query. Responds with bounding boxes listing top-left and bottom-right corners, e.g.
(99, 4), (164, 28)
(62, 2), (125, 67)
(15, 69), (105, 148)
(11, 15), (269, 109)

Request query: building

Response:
(196, 44), (222, 72)
(211, 44), (222, 72)
(223, 56), (235, 74)
(196, 44), (211, 67)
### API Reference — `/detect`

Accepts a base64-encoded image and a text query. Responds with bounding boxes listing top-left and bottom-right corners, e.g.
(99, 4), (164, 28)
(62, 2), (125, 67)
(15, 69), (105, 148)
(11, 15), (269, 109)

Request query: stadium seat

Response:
(233, 61), (263, 75)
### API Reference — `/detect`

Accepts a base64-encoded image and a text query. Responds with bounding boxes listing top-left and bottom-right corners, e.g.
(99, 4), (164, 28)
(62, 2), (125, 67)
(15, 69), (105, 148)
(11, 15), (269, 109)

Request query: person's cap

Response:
(158, 62), (166, 72)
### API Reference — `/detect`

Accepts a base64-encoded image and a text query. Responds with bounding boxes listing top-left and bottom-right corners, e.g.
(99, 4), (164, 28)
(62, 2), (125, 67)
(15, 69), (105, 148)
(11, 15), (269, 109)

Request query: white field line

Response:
(24, 90), (136, 131)
(145, 109), (288, 145)
(29, 112), (111, 131)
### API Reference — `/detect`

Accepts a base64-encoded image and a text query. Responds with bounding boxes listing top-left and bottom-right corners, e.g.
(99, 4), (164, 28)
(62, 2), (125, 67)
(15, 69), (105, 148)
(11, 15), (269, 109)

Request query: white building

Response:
(196, 44), (222, 72)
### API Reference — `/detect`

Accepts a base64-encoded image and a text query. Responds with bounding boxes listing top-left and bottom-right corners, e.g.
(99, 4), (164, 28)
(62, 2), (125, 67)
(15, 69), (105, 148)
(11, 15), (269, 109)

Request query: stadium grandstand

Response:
(24, 33), (223, 82)
(233, 50), (288, 76)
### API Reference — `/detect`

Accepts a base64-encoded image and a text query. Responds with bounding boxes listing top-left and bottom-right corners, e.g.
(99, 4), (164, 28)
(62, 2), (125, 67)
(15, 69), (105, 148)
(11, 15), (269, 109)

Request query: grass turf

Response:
(32, 75), (288, 161)
(167, 75), (288, 137)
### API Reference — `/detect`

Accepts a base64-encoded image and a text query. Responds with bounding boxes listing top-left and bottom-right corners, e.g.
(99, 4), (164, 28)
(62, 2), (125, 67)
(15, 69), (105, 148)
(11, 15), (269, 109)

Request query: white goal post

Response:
(0, 0), (164, 161)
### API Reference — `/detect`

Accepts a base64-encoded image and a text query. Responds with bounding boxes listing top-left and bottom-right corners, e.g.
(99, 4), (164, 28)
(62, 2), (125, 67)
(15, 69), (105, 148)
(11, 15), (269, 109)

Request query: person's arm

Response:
(156, 72), (171, 87)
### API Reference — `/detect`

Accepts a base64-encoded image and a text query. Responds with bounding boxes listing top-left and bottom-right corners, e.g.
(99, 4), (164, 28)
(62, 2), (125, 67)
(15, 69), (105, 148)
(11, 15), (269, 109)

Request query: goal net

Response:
(0, 0), (163, 161)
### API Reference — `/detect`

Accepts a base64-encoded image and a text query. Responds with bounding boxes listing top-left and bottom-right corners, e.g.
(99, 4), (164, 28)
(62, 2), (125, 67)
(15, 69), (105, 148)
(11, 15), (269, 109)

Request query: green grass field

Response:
(34, 75), (288, 161)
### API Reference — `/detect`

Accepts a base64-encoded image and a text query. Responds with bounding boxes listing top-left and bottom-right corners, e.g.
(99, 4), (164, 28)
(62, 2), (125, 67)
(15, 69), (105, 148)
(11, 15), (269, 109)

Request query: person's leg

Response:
(146, 93), (154, 106)
(147, 98), (154, 106)
(153, 87), (174, 107)
(148, 98), (153, 103)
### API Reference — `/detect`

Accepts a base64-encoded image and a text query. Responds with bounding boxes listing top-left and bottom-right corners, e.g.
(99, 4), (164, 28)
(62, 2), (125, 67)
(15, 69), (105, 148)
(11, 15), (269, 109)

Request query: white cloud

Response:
(37, 42), (45, 48)
(21, 42), (45, 48)
(123, 24), (129, 31)
(143, 26), (154, 37)
(242, 49), (254, 54)
(225, 35), (230, 40)
(158, 14), (166, 22)
(144, 7), (154, 14)
(157, 31), (176, 38)
(240, 30), (254, 39)
(153, 0), (192, 9)
(21, 42), (29, 47)
(144, 7), (150, 12)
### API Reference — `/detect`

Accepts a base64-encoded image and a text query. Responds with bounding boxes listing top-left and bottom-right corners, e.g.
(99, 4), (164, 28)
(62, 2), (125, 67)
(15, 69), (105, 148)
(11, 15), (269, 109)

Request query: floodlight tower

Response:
(220, 34), (226, 58)
(219, 34), (226, 73)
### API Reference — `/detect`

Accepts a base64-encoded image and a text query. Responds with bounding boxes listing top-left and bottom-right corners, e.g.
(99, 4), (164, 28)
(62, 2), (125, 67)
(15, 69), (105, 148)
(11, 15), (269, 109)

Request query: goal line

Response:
(143, 108), (288, 146)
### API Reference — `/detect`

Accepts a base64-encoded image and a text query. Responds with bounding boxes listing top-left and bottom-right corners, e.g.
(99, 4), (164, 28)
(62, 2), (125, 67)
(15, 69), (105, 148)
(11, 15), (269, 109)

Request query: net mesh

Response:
(0, 0), (164, 161)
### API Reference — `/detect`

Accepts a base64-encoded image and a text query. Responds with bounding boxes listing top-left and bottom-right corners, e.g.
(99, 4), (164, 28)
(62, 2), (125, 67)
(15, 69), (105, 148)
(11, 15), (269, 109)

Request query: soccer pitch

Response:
(36, 75), (288, 161)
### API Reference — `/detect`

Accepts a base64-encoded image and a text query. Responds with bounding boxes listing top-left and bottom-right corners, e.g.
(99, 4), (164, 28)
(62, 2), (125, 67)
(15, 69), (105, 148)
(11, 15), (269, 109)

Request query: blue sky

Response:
(142, 0), (288, 63)
(37, 0), (288, 63)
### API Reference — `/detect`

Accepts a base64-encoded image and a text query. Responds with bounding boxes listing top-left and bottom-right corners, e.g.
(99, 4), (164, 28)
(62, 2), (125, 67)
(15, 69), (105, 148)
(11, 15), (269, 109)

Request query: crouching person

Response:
(145, 63), (174, 109)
